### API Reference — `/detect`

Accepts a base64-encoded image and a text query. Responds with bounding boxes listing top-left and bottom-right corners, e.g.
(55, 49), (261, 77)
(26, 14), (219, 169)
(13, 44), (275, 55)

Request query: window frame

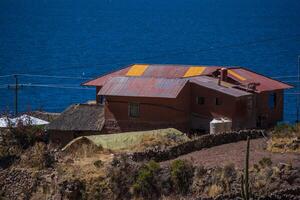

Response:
(215, 97), (222, 106)
(196, 96), (205, 105)
(128, 102), (140, 118)
(99, 95), (105, 104)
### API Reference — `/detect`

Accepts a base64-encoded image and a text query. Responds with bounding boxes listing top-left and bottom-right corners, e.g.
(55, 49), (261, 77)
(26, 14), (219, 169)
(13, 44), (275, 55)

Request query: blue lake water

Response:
(0, 0), (300, 122)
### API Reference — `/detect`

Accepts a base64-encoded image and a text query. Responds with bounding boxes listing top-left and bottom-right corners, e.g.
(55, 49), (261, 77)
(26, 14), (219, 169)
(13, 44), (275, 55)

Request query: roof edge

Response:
(81, 64), (135, 86)
(238, 67), (294, 90)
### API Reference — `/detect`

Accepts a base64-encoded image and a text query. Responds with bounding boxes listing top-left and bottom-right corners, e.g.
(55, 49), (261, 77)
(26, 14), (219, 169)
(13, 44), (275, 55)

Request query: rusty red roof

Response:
(82, 64), (221, 86)
(190, 76), (252, 97)
(83, 64), (293, 93)
(82, 66), (131, 86)
(98, 76), (188, 98)
(226, 67), (293, 92)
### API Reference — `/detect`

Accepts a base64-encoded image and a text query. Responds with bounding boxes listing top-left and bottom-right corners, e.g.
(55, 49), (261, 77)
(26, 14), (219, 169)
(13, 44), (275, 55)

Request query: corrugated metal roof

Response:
(82, 66), (131, 86)
(98, 76), (188, 98)
(189, 76), (252, 97)
(141, 64), (220, 78)
(82, 64), (221, 86)
(141, 64), (189, 78)
(227, 67), (293, 92)
(82, 64), (293, 93)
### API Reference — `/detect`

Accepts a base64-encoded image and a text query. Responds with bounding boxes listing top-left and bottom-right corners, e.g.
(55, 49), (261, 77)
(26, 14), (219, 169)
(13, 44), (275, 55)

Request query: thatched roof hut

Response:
(47, 104), (105, 132)
(46, 104), (105, 145)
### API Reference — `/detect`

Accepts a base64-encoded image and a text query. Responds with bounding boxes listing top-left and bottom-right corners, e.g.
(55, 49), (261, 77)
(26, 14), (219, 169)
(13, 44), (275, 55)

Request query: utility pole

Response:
(297, 56), (300, 123)
(14, 74), (18, 116)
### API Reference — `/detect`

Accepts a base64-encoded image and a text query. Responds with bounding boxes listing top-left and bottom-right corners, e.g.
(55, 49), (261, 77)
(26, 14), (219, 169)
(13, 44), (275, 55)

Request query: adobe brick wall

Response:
(190, 83), (257, 130)
(102, 119), (188, 133)
(103, 84), (191, 133)
(256, 90), (284, 128)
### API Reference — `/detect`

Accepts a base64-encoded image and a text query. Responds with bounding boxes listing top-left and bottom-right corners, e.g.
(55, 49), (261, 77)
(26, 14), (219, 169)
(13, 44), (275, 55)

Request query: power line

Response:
(0, 74), (14, 78)
(0, 74), (92, 80)
(4, 83), (94, 90)
(0, 71), (299, 82)
(278, 80), (300, 83)
(271, 75), (300, 79)
(17, 74), (92, 79)
(285, 93), (300, 95)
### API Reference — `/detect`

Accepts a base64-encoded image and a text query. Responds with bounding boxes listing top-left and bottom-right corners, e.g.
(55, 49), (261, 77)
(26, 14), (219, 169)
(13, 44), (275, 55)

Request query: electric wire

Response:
(0, 74), (92, 79)
(5, 83), (94, 90)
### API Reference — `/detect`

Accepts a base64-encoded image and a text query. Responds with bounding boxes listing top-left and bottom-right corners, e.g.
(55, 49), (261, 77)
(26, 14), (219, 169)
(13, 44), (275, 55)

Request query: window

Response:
(196, 96), (205, 105)
(215, 97), (222, 106)
(129, 102), (140, 117)
(268, 93), (277, 109)
(99, 95), (105, 104)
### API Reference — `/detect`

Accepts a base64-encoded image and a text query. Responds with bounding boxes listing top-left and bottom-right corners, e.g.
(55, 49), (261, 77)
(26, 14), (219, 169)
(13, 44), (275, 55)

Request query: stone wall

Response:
(127, 129), (266, 162)
(197, 187), (300, 200)
(0, 169), (39, 200)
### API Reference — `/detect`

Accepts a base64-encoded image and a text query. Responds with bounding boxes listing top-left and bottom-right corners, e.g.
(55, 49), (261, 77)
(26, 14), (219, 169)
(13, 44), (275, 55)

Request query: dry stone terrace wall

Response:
(0, 169), (39, 200)
(127, 130), (266, 162)
(196, 187), (300, 200)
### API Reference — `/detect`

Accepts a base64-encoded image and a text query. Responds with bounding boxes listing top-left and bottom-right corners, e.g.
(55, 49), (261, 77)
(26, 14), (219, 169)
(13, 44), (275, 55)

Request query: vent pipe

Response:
(218, 68), (228, 86)
(220, 68), (228, 82)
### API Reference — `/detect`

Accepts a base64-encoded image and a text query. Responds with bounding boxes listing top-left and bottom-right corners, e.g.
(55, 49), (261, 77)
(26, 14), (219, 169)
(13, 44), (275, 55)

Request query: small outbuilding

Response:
(47, 103), (104, 145)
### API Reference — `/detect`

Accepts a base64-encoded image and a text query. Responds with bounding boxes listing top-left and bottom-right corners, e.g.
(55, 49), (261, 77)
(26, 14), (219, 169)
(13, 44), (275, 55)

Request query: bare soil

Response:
(162, 138), (300, 169)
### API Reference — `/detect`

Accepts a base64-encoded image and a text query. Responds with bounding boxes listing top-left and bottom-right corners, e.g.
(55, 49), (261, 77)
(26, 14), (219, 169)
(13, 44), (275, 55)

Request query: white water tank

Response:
(210, 118), (225, 134)
(222, 118), (232, 132)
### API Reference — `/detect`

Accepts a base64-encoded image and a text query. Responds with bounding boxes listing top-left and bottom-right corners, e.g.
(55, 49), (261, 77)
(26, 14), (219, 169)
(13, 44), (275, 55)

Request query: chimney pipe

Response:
(220, 68), (228, 82)
(218, 68), (227, 86)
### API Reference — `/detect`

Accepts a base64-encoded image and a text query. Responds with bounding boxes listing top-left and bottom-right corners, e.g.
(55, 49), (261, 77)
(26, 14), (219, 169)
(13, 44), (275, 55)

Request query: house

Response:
(82, 64), (292, 133)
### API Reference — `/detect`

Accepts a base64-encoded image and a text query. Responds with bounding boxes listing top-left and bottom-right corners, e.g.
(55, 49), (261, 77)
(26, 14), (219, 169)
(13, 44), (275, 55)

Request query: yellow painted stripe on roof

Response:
(228, 69), (246, 81)
(183, 66), (206, 77)
(126, 64), (149, 76)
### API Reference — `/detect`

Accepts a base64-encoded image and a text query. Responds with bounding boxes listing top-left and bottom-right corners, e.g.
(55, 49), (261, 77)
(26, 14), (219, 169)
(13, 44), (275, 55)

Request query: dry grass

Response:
(207, 184), (223, 197)
(58, 152), (114, 180)
(131, 133), (187, 152)
(267, 123), (300, 153)
(62, 136), (103, 157)
(267, 137), (300, 153)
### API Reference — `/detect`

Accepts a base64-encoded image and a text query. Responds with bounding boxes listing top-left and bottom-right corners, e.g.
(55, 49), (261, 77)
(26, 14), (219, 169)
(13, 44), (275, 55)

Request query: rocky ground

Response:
(0, 127), (300, 200)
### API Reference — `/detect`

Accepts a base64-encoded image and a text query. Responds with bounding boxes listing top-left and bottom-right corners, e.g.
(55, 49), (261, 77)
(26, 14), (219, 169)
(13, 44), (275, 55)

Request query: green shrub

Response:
(10, 125), (46, 149)
(133, 160), (160, 199)
(60, 179), (86, 200)
(259, 157), (272, 168)
(109, 155), (137, 199)
(206, 164), (237, 195)
(170, 159), (194, 195)
(84, 177), (112, 200)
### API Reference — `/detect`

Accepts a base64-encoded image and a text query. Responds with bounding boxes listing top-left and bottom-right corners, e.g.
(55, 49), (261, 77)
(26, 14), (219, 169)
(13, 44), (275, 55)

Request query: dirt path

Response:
(162, 138), (300, 169)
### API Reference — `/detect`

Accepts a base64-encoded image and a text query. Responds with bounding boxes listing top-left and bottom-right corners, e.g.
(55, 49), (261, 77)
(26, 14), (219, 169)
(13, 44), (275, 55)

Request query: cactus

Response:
(241, 136), (251, 200)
